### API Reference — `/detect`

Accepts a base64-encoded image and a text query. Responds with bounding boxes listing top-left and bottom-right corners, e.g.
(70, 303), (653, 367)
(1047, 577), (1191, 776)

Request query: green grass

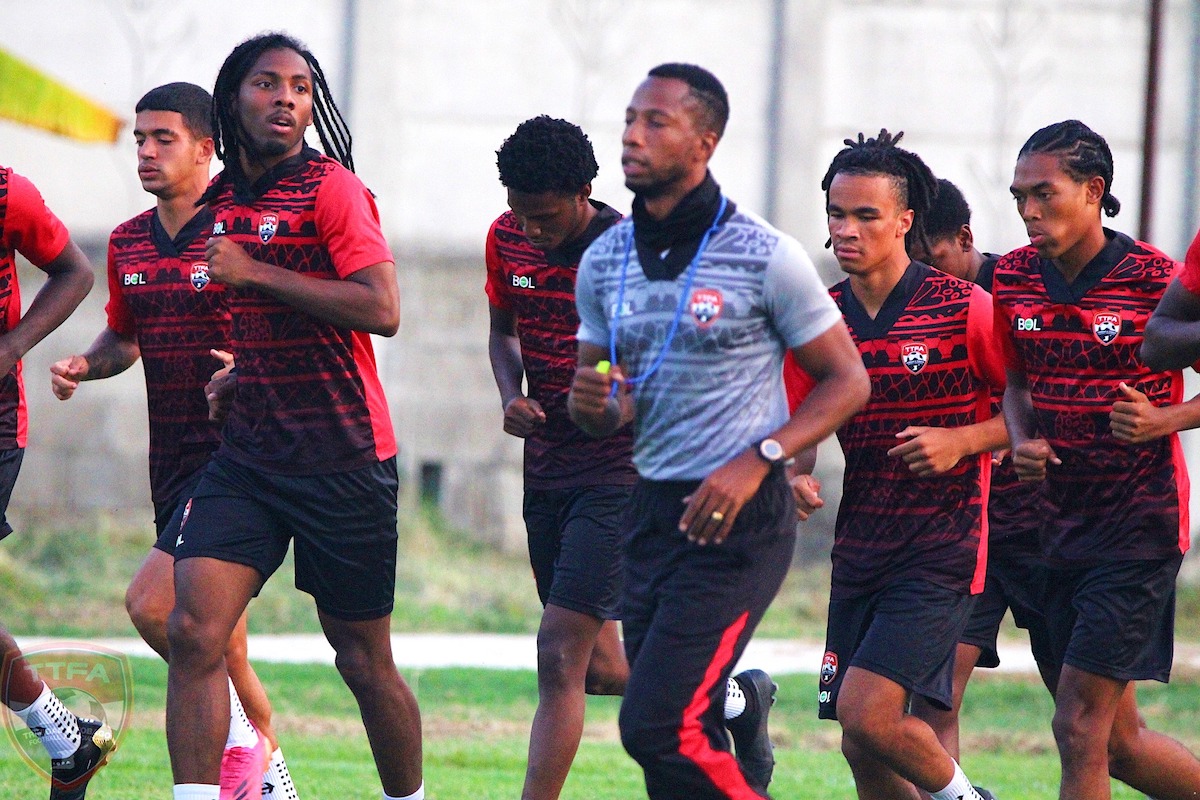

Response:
(2, 659), (1198, 798)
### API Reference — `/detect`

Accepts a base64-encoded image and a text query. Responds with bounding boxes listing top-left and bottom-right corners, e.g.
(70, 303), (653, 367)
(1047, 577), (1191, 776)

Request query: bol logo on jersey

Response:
(1092, 312), (1121, 345)
(190, 262), (210, 291)
(820, 651), (838, 685)
(900, 341), (929, 374)
(258, 213), (279, 244)
(689, 288), (723, 327)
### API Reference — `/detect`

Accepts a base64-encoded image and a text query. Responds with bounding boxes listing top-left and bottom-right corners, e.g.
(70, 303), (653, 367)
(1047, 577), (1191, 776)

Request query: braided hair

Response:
(1019, 120), (1120, 217)
(820, 129), (938, 256)
(200, 32), (352, 204)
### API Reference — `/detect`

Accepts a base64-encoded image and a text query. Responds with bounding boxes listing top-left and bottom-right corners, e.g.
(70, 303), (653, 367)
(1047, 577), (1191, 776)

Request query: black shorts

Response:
(960, 552), (1053, 670)
(0, 447), (23, 541)
(173, 453), (399, 621)
(523, 484), (630, 620)
(152, 465), (210, 555)
(1043, 555), (1182, 683)
(820, 579), (975, 720)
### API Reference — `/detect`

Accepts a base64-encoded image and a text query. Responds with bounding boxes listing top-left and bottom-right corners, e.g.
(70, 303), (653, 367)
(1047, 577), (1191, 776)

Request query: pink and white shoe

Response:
(219, 726), (268, 800)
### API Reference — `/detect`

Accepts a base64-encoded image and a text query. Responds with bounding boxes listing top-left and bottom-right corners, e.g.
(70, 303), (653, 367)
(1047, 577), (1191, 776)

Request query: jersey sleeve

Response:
(763, 234), (841, 349)
(1178, 227), (1200, 296)
(484, 219), (512, 310)
(314, 167), (394, 278)
(3, 171), (69, 267)
(574, 247), (610, 348)
(782, 350), (817, 415)
(967, 284), (1005, 392)
(103, 235), (136, 336)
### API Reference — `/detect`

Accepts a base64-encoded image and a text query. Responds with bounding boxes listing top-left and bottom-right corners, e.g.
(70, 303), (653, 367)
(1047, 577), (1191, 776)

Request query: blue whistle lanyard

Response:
(608, 196), (727, 396)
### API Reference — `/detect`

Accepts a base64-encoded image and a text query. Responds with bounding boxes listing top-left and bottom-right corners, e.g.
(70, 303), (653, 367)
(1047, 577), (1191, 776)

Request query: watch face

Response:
(760, 438), (785, 462)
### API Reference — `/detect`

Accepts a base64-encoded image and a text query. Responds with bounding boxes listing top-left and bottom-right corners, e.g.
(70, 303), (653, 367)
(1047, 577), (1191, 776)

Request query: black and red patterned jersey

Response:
(1179, 227), (1200, 296)
(785, 263), (1004, 599)
(485, 202), (636, 489)
(206, 148), (396, 475)
(0, 166), (70, 450)
(106, 206), (229, 513)
(993, 230), (1190, 565)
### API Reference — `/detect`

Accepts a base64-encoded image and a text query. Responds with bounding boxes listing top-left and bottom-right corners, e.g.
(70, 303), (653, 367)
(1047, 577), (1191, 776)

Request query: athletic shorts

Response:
(960, 552), (1053, 670)
(152, 465), (210, 554)
(0, 447), (24, 541)
(1043, 555), (1182, 683)
(173, 453), (400, 621)
(819, 579), (975, 720)
(523, 484), (630, 620)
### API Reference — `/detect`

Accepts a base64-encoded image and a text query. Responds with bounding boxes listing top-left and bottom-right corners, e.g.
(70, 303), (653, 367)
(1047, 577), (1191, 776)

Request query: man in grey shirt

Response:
(569, 63), (868, 800)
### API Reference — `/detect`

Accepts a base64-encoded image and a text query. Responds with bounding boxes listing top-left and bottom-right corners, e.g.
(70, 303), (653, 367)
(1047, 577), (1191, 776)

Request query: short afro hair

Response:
(648, 62), (729, 138)
(926, 178), (972, 241)
(135, 82), (213, 140)
(496, 116), (599, 195)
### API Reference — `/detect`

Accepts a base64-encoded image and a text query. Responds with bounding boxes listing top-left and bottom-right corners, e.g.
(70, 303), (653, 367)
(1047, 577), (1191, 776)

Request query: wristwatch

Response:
(755, 437), (786, 466)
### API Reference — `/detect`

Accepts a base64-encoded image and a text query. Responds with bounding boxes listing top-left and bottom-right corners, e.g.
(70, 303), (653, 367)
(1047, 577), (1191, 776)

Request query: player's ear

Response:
(198, 137), (215, 163)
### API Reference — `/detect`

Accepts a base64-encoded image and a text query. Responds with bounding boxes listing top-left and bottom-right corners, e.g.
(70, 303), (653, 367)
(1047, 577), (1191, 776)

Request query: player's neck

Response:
(156, 185), (206, 240)
(964, 250), (984, 283)
(641, 168), (708, 221)
(1052, 224), (1108, 283)
(849, 251), (910, 319)
(563, 200), (599, 246)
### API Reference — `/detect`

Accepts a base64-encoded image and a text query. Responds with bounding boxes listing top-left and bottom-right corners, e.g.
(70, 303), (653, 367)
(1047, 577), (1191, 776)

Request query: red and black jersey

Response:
(206, 148), (396, 475)
(1179, 227), (1200, 296)
(106, 207), (229, 513)
(485, 203), (636, 490)
(993, 230), (1190, 565)
(0, 166), (70, 450)
(785, 263), (1004, 599)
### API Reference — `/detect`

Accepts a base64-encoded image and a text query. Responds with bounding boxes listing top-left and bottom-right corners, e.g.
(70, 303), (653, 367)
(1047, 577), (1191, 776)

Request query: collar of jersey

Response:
(232, 146), (322, 205)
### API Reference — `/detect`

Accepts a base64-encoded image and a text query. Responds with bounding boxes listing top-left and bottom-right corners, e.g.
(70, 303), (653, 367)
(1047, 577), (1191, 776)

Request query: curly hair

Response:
(1019, 120), (1120, 217)
(821, 129), (938, 255)
(495, 115), (599, 195)
(926, 178), (972, 241)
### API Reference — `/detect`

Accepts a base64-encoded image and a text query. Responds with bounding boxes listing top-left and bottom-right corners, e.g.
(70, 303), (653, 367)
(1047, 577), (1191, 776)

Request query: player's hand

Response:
(1110, 381), (1168, 444)
(887, 426), (964, 476)
(1011, 438), (1060, 481)
(679, 451), (771, 545)
(568, 363), (624, 424)
(205, 349), (237, 423)
(992, 447), (1011, 466)
(789, 473), (823, 521)
(49, 355), (89, 400)
(503, 395), (546, 437)
(205, 237), (261, 288)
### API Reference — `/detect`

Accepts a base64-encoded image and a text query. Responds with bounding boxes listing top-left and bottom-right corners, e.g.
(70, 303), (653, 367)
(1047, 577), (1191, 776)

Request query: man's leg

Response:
(585, 620), (628, 695)
(1105, 682), (1200, 799)
(1052, 665), (1125, 800)
(317, 611), (422, 798)
(840, 728), (922, 800)
(522, 606), (623, 800)
(912, 642), (981, 760)
(166, 556), (261, 786)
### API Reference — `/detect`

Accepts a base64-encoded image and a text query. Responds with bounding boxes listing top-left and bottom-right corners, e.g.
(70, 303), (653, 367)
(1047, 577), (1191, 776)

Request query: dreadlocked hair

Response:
(1019, 120), (1120, 217)
(820, 129), (938, 256)
(200, 31), (352, 205)
(496, 116), (598, 194)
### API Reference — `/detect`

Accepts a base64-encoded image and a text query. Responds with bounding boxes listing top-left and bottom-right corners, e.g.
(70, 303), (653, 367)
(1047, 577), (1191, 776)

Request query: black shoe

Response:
(726, 669), (777, 790)
(974, 787), (998, 800)
(49, 717), (116, 800)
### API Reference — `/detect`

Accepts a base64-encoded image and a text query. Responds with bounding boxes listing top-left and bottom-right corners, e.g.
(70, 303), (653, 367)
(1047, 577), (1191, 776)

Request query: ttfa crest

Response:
(820, 651), (838, 685)
(1093, 312), (1121, 345)
(2, 642), (131, 790)
(689, 288), (723, 327)
(190, 262), (210, 291)
(900, 341), (929, 374)
(258, 213), (279, 244)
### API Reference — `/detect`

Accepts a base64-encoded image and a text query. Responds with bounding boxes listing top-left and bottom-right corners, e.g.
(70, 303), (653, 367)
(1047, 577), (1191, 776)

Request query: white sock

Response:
(226, 678), (258, 749)
(173, 784), (220, 800)
(12, 683), (81, 759)
(383, 782), (424, 800)
(262, 748), (299, 800)
(724, 676), (746, 720)
(929, 761), (982, 800)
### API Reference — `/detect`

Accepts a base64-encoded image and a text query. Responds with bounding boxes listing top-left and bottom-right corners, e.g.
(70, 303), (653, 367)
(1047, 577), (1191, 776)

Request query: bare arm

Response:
(488, 305), (546, 437)
(205, 237), (399, 336)
(0, 239), (93, 376)
(49, 327), (140, 400)
(886, 414), (1010, 477)
(1142, 279), (1200, 371)
(567, 340), (635, 438)
(1003, 364), (1059, 480)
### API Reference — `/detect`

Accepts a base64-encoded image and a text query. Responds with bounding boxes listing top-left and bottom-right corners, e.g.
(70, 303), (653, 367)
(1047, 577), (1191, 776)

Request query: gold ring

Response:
(710, 511), (725, 522)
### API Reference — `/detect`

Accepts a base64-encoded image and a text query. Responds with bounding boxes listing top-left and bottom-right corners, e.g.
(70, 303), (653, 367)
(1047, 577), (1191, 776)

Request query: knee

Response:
(125, 581), (170, 638)
(1052, 706), (1103, 761)
(332, 642), (392, 696)
(165, 606), (223, 668)
(836, 693), (888, 749)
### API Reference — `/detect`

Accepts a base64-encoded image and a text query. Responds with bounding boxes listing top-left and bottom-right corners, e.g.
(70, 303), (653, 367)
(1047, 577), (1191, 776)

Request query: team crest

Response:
(2, 643), (131, 789)
(1092, 312), (1121, 345)
(820, 651), (838, 685)
(689, 288), (723, 327)
(258, 213), (279, 244)
(190, 262), (210, 291)
(900, 341), (929, 374)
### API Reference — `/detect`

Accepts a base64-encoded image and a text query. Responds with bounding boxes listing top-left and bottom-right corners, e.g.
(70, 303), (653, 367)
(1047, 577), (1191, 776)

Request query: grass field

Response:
(2, 658), (1198, 798)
